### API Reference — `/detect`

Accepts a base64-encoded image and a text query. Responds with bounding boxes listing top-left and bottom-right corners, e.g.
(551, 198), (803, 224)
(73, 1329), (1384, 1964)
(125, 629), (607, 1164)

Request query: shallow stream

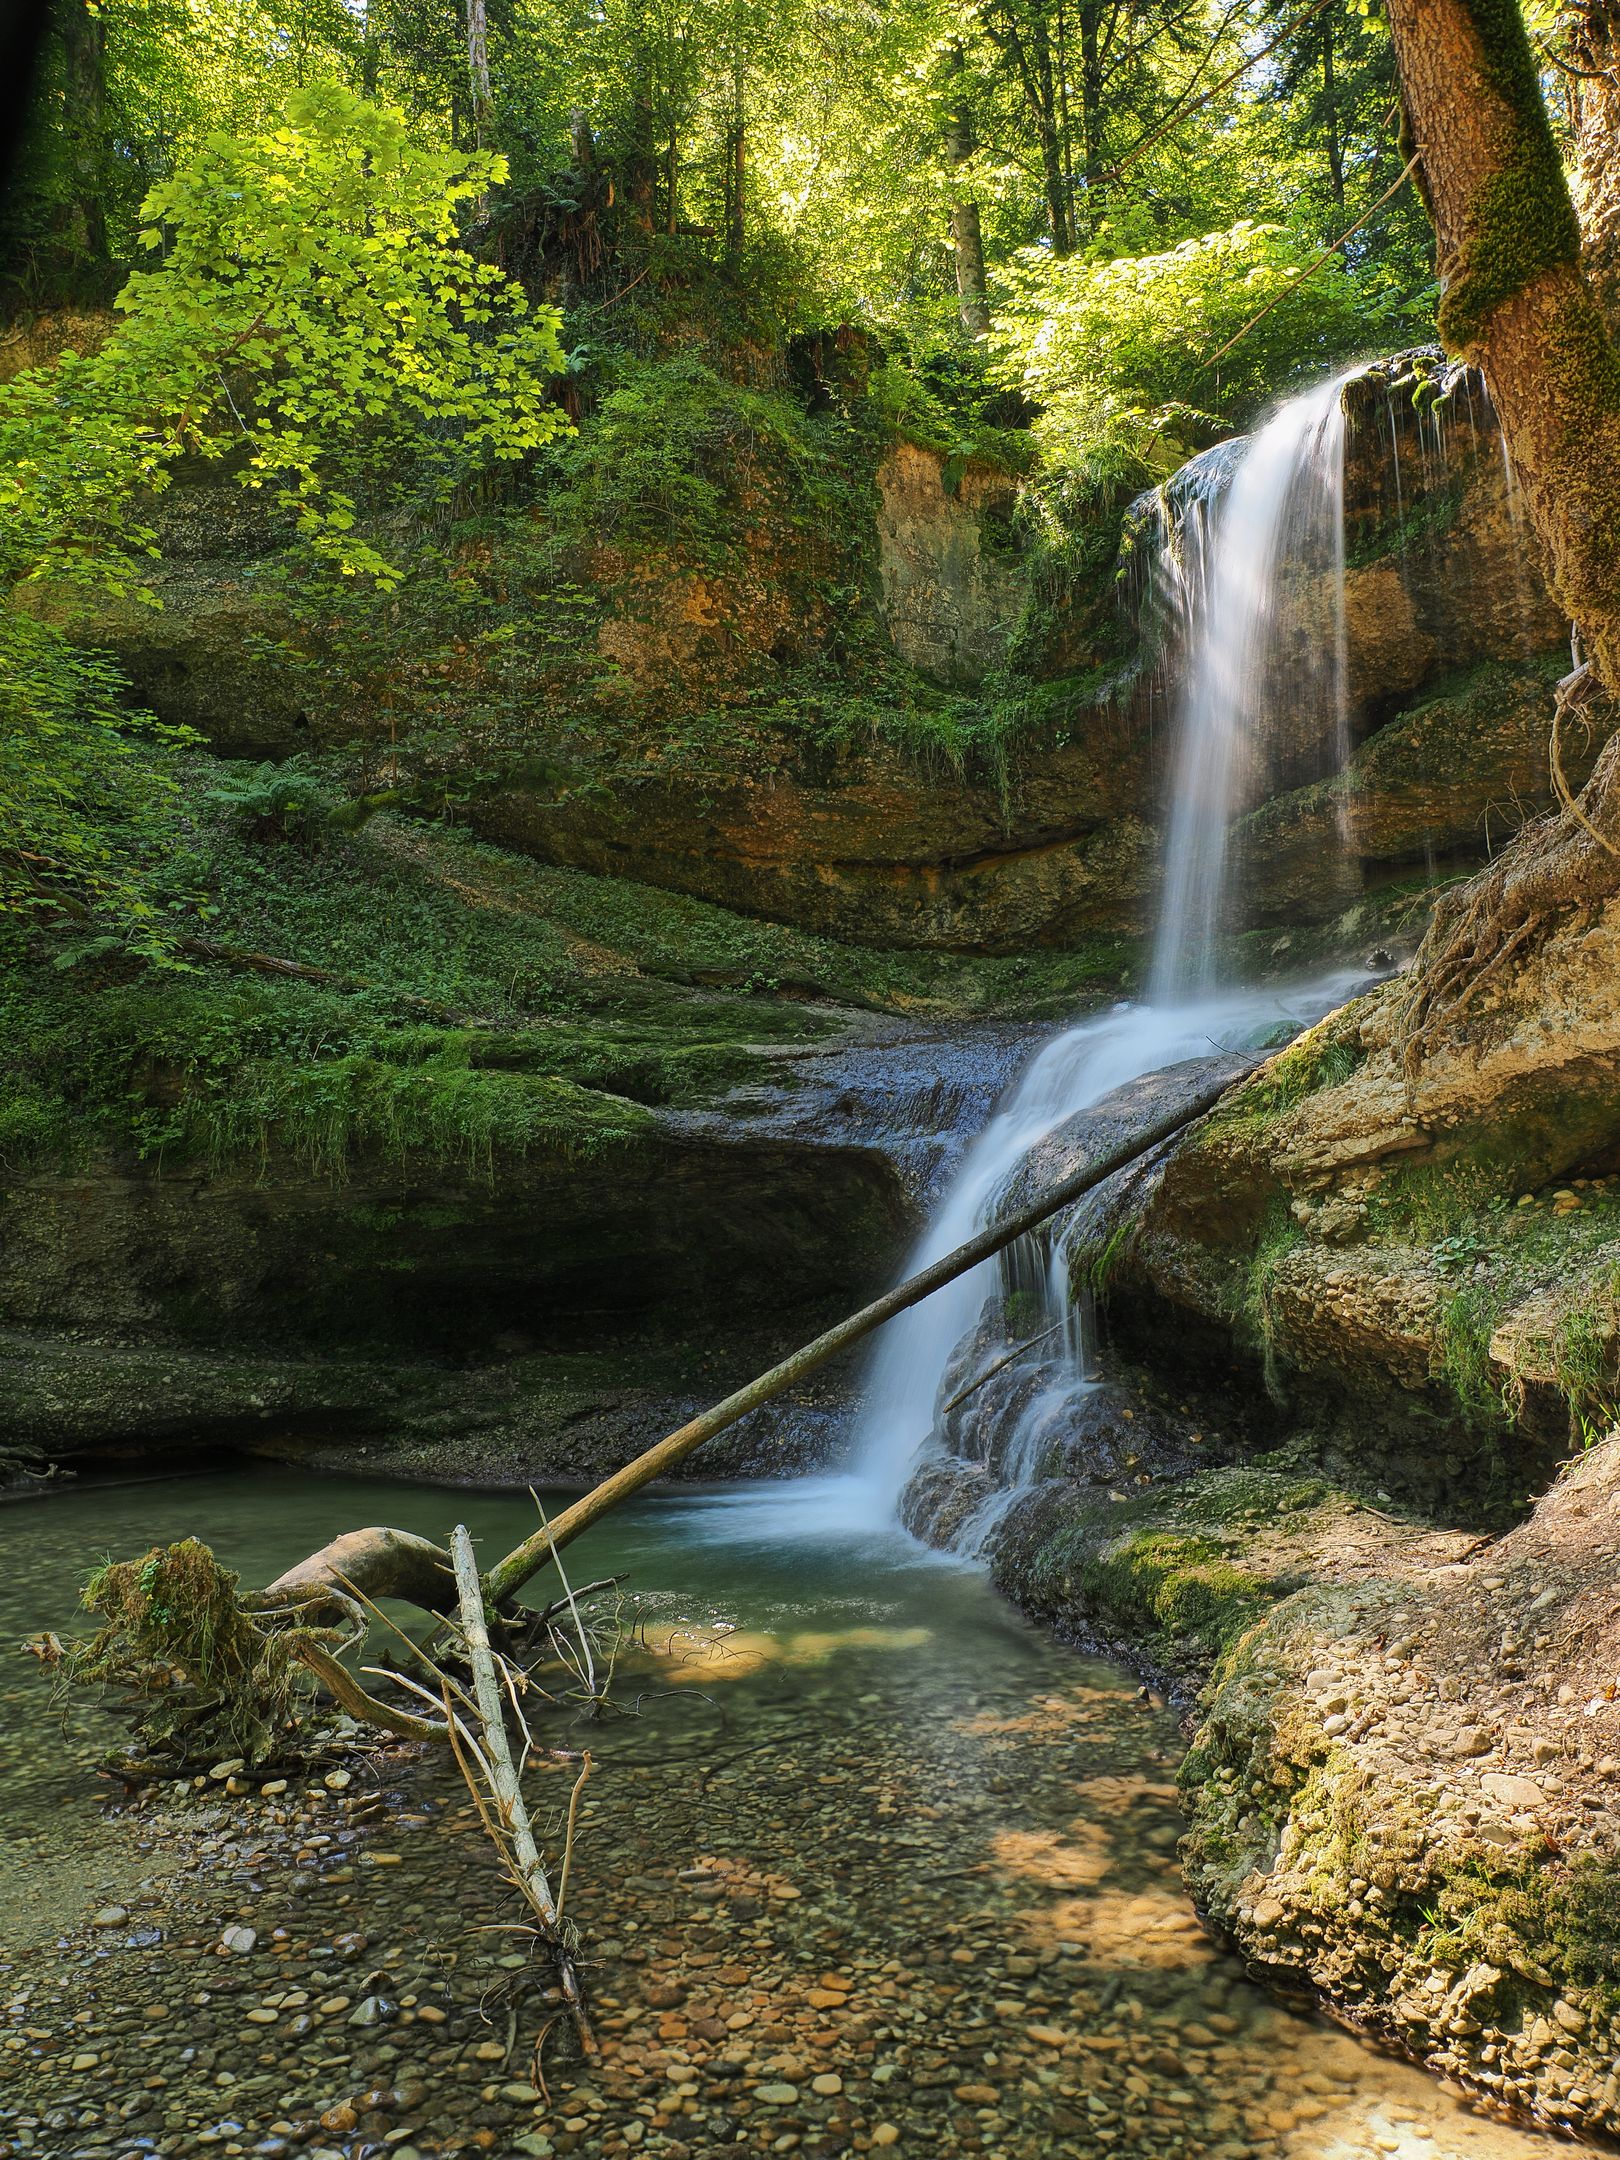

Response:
(0, 1470), (1576, 2160)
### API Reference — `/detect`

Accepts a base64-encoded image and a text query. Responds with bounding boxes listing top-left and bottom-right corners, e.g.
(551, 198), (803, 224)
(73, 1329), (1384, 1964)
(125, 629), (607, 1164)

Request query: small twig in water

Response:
(939, 1322), (1067, 1416)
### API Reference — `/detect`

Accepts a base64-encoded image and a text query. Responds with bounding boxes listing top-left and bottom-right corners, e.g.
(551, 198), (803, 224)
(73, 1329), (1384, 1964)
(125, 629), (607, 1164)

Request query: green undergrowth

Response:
(212, 344), (1098, 790)
(1204, 1010), (1368, 1142)
(1368, 1154), (1620, 1432)
(74, 335), (1145, 807)
(0, 751), (1136, 1179)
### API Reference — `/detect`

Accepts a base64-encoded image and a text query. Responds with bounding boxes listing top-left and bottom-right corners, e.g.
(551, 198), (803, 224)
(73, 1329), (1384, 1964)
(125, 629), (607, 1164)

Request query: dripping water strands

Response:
(1150, 370), (1355, 1002)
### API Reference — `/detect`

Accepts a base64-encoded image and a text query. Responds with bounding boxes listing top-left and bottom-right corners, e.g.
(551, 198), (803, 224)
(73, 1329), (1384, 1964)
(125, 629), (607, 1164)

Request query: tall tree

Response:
(944, 43), (991, 335)
(467, 0), (494, 146)
(1384, 0), (1620, 692)
(1567, 0), (1620, 317)
(60, 0), (110, 265)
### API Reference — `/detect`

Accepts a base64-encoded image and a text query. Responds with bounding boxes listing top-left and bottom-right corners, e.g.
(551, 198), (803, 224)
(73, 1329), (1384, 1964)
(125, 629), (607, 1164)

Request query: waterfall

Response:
(1150, 372), (1351, 1000)
(676, 373), (1364, 1558)
(846, 983), (1347, 1524)
(840, 372), (1360, 1542)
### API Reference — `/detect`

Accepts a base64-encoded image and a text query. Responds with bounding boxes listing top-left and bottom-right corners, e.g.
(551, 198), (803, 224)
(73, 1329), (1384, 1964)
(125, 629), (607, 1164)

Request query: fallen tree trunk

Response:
(483, 1065), (1241, 1603)
(256, 1528), (457, 1620)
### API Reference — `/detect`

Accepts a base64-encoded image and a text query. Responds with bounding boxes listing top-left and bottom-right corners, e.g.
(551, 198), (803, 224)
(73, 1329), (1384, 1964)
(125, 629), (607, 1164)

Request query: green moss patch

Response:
(1, 747), (1145, 1183)
(995, 1467), (1337, 1675)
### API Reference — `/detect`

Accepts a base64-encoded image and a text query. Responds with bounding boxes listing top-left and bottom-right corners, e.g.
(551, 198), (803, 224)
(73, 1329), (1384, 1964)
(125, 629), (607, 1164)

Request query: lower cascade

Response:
(847, 371), (1375, 1550)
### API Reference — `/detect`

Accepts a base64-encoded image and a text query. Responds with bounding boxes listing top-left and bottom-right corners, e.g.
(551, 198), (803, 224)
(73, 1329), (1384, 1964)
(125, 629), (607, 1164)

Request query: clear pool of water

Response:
(0, 1469), (1578, 2160)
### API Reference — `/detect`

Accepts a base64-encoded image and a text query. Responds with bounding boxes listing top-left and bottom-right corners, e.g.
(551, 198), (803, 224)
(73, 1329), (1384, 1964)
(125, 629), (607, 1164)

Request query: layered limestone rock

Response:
(473, 729), (1155, 953)
(1092, 865), (1620, 1498)
(0, 1127), (905, 1476)
(0, 1058), (911, 1475)
(874, 441), (1024, 684)
(1234, 656), (1589, 919)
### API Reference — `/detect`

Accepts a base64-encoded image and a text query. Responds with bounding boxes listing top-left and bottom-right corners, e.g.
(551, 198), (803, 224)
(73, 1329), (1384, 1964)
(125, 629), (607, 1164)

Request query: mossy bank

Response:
(0, 756), (1112, 1482)
(978, 1448), (1620, 2142)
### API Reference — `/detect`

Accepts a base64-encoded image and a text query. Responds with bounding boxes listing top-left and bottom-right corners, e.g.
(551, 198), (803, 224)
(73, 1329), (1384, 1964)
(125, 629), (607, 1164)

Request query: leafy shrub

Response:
(992, 219), (1375, 479)
(541, 349), (844, 559)
(0, 614), (192, 943)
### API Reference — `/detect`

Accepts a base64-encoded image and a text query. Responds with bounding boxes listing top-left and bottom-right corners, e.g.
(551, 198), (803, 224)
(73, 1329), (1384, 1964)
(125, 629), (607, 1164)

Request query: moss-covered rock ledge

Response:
(0, 776), (1087, 1481)
(982, 1447), (1620, 2141)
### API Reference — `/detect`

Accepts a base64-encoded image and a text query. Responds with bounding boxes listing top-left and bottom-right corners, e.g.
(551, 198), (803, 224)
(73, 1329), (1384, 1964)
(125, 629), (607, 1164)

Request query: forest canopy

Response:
(9, 0), (1434, 355)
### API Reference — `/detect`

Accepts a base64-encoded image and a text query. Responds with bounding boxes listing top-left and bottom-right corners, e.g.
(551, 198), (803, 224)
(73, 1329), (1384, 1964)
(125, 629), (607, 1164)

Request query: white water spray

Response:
(676, 374), (1363, 1556)
(849, 980), (1357, 1522)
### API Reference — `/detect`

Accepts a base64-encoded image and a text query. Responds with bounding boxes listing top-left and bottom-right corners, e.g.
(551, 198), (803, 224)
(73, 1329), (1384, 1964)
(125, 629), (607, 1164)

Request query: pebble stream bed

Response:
(0, 1471), (1582, 2160)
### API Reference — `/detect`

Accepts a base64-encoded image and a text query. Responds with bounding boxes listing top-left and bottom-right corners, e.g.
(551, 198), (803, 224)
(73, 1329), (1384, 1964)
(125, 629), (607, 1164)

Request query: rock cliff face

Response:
(1178, 1442), (1620, 2144)
(29, 345), (1574, 959)
(0, 1036), (912, 1476)
(1226, 364), (1574, 921)
(473, 727), (1155, 954)
(1099, 858), (1620, 1499)
(974, 1449), (1620, 2142)
(409, 372), (1577, 955)
(874, 441), (1024, 684)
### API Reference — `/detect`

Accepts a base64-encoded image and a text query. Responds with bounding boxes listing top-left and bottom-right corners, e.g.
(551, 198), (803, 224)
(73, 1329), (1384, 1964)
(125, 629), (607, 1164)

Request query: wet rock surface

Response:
(1109, 889), (1620, 1500)
(0, 1012), (1039, 1486)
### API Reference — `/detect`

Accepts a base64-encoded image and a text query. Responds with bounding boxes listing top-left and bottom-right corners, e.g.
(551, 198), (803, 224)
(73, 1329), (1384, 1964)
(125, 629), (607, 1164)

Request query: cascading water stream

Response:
(679, 372), (1365, 1555)
(1150, 373), (1351, 999)
(832, 370), (1362, 1545)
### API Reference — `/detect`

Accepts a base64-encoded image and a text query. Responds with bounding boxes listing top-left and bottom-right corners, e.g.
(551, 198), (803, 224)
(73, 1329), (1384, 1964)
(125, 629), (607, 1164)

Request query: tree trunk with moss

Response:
(945, 48), (991, 338)
(61, 0), (108, 268)
(1385, 0), (1620, 691)
(1569, 0), (1620, 319)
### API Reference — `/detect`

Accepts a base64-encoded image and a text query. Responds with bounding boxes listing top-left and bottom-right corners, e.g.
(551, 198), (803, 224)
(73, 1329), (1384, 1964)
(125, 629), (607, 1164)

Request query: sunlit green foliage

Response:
(994, 220), (1380, 481)
(0, 84), (567, 936)
(112, 84), (569, 582)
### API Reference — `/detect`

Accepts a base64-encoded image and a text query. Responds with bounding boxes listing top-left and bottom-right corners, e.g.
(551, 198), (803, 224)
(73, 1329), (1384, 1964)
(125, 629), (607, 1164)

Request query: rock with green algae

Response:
(1099, 887), (1620, 1505)
(1179, 1437), (1620, 2143)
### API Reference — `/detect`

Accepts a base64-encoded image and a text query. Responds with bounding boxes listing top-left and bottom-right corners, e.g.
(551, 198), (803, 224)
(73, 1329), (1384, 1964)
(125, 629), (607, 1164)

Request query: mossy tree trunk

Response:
(61, 0), (109, 267)
(945, 46), (991, 338)
(1569, 0), (1620, 320)
(1385, 0), (1620, 692)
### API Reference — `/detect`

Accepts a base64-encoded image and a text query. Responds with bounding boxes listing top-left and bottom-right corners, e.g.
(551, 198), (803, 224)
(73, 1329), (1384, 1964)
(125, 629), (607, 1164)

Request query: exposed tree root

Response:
(1399, 692), (1620, 1075)
(292, 1638), (447, 1742)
